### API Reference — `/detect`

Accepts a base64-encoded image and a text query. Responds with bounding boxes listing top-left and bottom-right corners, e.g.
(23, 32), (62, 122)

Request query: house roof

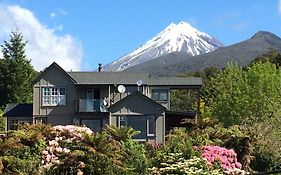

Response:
(33, 62), (77, 84)
(148, 77), (202, 86)
(68, 72), (150, 85)
(108, 91), (166, 111)
(33, 62), (202, 86)
(3, 103), (33, 117)
(68, 71), (202, 86)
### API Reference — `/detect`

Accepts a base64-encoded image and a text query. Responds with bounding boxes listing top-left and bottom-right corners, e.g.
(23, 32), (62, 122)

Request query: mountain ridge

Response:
(124, 31), (281, 76)
(104, 21), (223, 71)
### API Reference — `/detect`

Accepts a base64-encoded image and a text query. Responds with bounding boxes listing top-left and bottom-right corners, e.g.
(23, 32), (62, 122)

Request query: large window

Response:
(81, 119), (102, 132)
(9, 118), (33, 130)
(42, 87), (66, 106)
(35, 118), (47, 124)
(118, 115), (155, 140)
(152, 89), (168, 101)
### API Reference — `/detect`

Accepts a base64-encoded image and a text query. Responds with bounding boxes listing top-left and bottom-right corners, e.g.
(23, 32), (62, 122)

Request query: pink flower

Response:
(199, 145), (244, 173)
(42, 150), (49, 155)
(235, 162), (242, 169)
(192, 146), (198, 151)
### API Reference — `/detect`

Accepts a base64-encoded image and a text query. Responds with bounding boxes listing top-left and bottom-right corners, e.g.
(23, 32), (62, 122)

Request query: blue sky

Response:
(0, 0), (281, 71)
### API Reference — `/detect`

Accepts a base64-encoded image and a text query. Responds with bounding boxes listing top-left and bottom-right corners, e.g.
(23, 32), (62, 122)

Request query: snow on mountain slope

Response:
(104, 21), (224, 71)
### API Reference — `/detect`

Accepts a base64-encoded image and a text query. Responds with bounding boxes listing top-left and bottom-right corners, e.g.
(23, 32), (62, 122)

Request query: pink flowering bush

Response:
(41, 125), (93, 169)
(43, 125), (140, 175)
(199, 145), (247, 174)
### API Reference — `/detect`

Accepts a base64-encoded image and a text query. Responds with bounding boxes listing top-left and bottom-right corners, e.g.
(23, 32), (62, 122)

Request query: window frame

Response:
(9, 118), (18, 130)
(147, 115), (156, 136)
(152, 89), (168, 102)
(35, 117), (47, 124)
(42, 86), (66, 106)
(118, 115), (156, 140)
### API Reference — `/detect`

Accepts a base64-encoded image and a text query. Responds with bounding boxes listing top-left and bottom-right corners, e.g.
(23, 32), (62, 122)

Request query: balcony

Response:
(75, 99), (108, 113)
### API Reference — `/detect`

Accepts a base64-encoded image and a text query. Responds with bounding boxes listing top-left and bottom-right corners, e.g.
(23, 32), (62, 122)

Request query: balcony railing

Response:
(75, 99), (108, 113)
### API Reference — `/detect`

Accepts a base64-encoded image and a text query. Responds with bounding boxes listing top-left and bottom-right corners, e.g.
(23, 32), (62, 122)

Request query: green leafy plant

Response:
(122, 139), (149, 174)
(105, 125), (140, 142)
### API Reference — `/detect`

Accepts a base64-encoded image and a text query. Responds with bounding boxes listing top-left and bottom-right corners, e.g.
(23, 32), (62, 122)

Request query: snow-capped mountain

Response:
(104, 21), (224, 71)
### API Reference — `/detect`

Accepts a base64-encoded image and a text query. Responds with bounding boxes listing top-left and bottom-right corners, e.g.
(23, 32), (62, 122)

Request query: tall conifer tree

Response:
(0, 31), (35, 108)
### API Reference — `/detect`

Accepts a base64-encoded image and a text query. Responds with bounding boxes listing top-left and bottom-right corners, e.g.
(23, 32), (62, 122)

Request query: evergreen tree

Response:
(206, 62), (281, 126)
(0, 31), (35, 108)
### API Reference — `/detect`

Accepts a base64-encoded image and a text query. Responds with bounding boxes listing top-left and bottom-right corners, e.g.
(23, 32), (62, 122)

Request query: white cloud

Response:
(50, 12), (56, 18)
(50, 9), (67, 19)
(0, 4), (83, 71)
(233, 21), (248, 31)
(278, 0), (281, 14)
(59, 9), (68, 16)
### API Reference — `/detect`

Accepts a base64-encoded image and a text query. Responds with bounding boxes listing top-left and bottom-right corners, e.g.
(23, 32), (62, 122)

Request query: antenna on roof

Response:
(118, 85), (126, 93)
(136, 80), (143, 92)
(98, 63), (102, 72)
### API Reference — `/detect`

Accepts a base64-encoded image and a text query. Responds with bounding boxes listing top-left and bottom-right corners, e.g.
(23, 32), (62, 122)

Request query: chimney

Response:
(98, 63), (102, 72)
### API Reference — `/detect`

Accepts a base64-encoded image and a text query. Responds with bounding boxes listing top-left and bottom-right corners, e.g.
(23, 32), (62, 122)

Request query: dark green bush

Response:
(122, 139), (149, 174)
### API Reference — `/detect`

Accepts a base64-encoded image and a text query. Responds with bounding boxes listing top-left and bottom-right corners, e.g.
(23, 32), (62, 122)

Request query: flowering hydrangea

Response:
(199, 146), (247, 174)
(41, 125), (93, 169)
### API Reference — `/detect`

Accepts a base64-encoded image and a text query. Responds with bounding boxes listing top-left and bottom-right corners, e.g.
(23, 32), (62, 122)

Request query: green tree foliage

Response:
(206, 62), (281, 126)
(0, 124), (50, 174)
(105, 125), (140, 142)
(0, 110), (5, 131)
(171, 89), (198, 112)
(250, 48), (281, 68)
(171, 66), (220, 113)
(0, 31), (36, 108)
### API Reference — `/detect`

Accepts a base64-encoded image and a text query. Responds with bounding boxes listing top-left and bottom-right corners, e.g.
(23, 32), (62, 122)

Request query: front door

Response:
(94, 89), (100, 111)
(86, 89), (94, 112)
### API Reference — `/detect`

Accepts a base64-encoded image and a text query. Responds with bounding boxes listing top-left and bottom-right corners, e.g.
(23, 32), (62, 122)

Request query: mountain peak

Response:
(104, 21), (224, 71)
(162, 21), (205, 40)
(251, 31), (281, 40)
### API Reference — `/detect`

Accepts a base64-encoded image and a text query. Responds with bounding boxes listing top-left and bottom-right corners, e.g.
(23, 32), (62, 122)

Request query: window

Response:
(147, 115), (155, 136)
(81, 119), (101, 132)
(9, 119), (18, 130)
(42, 87), (66, 106)
(152, 89), (168, 101)
(127, 116), (147, 140)
(118, 115), (156, 140)
(35, 118), (47, 124)
(73, 118), (80, 125)
(119, 116), (126, 126)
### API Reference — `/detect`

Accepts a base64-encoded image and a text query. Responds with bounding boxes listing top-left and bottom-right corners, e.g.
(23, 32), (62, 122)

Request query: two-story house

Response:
(4, 62), (202, 144)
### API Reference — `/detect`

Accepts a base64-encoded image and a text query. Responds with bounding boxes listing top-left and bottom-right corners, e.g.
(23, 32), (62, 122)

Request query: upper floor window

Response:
(152, 89), (168, 101)
(42, 87), (66, 106)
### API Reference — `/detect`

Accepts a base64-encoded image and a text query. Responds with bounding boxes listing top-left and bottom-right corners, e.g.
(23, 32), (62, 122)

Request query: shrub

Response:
(43, 125), (128, 175)
(105, 125), (140, 142)
(122, 139), (149, 174)
(149, 153), (224, 175)
(151, 129), (194, 167)
(0, 124), (48, 174)
(200, 146), (244, 173)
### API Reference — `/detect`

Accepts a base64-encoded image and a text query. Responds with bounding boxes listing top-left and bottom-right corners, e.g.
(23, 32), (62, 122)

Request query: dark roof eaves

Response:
(108, 91), (166, 111)
(3, 103), (33, 117)
(33, 62), (77, 84)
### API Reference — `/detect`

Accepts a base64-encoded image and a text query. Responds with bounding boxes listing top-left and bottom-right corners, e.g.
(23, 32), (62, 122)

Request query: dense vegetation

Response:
(0, 31), (36, 109)
(1, 31), (281, 174)
(171, 50), (281, 173)
(0, 124), (250, 175)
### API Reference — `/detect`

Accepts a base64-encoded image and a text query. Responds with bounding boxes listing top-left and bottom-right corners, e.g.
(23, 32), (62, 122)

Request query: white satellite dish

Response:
(117, 85), (126, 93)
(136, 80), (143, 86)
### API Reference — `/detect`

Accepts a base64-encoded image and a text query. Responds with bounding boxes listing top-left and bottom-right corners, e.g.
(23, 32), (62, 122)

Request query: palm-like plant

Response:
(105, 125), (140, 142)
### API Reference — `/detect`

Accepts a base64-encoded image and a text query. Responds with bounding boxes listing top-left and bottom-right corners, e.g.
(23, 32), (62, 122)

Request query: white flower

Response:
(55, 147), (63, 153)
(42, 150), (49, 155)
(63, 148), (70, 153)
